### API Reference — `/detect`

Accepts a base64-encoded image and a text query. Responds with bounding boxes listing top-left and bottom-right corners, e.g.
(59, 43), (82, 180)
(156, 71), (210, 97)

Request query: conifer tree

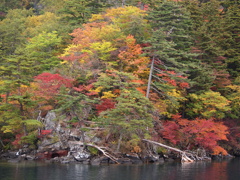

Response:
(145, 1), (202, 98)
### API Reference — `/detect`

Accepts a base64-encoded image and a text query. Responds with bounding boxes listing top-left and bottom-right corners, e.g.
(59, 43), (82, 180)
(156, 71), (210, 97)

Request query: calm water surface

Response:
(0, 158), (240, 180)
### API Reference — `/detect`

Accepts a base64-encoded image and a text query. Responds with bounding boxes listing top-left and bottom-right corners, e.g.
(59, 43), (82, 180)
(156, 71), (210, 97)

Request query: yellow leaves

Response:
(166, 89), (186, 101)
(3, 128), (14, 134)
(227, 85), (240, 91)
(92, 86), (103, 93)
(97, 24), (124, 42)
(90, 14), (105, 22)
(187, 91), (231, 119)
(61, 44), (80, 57)
(101, 91), (117, 99)
(123, 89), (131, 94)
(104, 6), (147, 22)
(89, 41), (116, 61)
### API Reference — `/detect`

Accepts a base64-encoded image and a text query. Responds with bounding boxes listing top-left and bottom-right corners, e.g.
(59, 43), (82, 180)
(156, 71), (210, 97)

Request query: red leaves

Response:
(34, 73), (73, 99)
(12, 134), (23, 147)
(38, 129), (53, 139)
(161, 114), (229, 154)
(179, 82), (190, 89)
(73, 83), (98, 96)
(35, 73), (73, 88)
(156, 70), (189, 89)
(161, 121), (180, 145)
(95, 98), (116, 115)
(40, 129), (52, 135)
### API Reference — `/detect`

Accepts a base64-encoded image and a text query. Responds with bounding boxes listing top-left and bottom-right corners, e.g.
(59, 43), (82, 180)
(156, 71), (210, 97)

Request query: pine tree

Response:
(145, 1), (201, 98)
(222, 1), (240, 78)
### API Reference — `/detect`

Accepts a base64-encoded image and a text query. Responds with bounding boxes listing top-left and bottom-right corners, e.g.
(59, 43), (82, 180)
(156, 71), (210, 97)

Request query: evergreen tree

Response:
(184, 0), (232, 90)
(222, 1), (240, 78)
(145, 1), (201, 96)
(58, 0), (109, 27)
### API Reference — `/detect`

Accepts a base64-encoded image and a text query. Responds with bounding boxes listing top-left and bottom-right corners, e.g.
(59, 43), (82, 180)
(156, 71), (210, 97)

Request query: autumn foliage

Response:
(95, 98), (116, 115)
(1, 1), (239, 157)
(161, 114), (229, 155)
(34, 72), (73, 99)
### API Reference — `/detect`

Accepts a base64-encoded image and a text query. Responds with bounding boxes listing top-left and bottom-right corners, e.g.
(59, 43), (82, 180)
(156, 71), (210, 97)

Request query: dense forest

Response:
(0, 0), (239, 160)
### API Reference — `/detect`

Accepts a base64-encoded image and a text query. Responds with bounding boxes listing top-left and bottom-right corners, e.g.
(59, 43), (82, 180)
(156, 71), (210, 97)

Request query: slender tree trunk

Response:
(117, 133), (122, 152)
(146, 56), (155, 98)
(5, 91), (10, 103)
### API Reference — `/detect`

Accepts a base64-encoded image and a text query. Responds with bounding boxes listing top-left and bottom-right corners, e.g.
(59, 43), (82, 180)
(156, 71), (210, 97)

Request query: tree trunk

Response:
(142, 139), (195, 163)
(146, 57), (155, 98)
(117, 133), (122, 153)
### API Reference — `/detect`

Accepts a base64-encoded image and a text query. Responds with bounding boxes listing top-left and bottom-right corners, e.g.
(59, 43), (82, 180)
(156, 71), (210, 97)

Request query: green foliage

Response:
(226, 83), (240, 119)
(88, 146), (99, 155)
(146, 1), (198, 74)
(58, 0), (108, 27)
(55, 91), (95, 121)
(0, 1), (239, 154)
(98, 88), (154, 150)
(186, 91), (231, 119)
(94, 70), (138, 92)
(184, 0), (237, 85)
(0, 102), (42, 134)
(39, 0), (65, 13)
(25, 31), (62, 71)
(20, 133), (38, 149)
(0, 104), (23, 134)
(0, 9), (33, 57)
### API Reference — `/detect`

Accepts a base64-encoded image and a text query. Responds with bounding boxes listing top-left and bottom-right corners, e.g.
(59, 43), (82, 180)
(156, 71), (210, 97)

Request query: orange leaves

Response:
(71, 22), (106, 46)
(118, 35), (149, 78)
(179, 82), (190, 89)
(212, 146), (228, 156)
(162, 114), (229, 155)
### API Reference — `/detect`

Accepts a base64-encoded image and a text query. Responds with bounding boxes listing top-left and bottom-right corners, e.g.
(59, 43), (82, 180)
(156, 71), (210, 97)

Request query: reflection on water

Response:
(0, 158), (240, 180)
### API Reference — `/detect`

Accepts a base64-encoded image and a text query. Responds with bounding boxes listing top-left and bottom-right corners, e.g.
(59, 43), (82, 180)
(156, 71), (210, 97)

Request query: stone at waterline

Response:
(125, 153), (143, 164)
(90, 157), (101, 165)
(73, 151), (91, 162)
(117, 158), (132, 164)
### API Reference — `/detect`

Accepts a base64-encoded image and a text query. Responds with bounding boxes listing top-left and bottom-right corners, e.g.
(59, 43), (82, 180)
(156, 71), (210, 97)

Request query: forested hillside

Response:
(0, 0), (239, 158)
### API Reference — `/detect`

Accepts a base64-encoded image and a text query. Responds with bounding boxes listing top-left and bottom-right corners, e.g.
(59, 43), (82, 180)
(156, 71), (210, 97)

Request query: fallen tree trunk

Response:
(68, 141), (119, 164)
(142, 139), (195, 163)
(86, 143), (119, 164)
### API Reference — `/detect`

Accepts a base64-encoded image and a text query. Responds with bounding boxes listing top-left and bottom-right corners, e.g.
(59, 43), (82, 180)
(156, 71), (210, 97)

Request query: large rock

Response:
(38, 138), (62, 151)
(90, 157), (101, 165)
(125, 153), (143, 164)
(73, 151), (91, 162)
(44, 112), (57, 130)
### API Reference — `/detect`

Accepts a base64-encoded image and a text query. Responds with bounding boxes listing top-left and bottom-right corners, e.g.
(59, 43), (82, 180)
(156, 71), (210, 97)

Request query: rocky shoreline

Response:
(0, 148), (235, 165)
(0, 112), (235, 165)
(0, 148), (169, 165)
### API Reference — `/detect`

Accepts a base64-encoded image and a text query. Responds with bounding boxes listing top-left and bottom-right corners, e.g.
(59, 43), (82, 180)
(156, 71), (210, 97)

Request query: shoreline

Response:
(0, 150), (234, 166)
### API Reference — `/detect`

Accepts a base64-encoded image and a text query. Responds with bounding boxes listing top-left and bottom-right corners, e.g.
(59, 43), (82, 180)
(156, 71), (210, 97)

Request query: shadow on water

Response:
(1, 158), (240, 180)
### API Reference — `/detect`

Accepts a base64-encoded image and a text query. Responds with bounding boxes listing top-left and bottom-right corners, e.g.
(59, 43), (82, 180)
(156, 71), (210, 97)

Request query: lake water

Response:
(0, 158), (240, 180)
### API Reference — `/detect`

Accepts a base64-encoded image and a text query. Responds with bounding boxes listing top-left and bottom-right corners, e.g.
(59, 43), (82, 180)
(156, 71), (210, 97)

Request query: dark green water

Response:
(0, 158), (240, 180)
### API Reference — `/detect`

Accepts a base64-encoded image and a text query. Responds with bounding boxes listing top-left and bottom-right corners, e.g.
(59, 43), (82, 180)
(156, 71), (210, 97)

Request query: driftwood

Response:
(69, 141), (119, 164)
(86, 143), (119, 164)
(142, 139), (195, 163)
